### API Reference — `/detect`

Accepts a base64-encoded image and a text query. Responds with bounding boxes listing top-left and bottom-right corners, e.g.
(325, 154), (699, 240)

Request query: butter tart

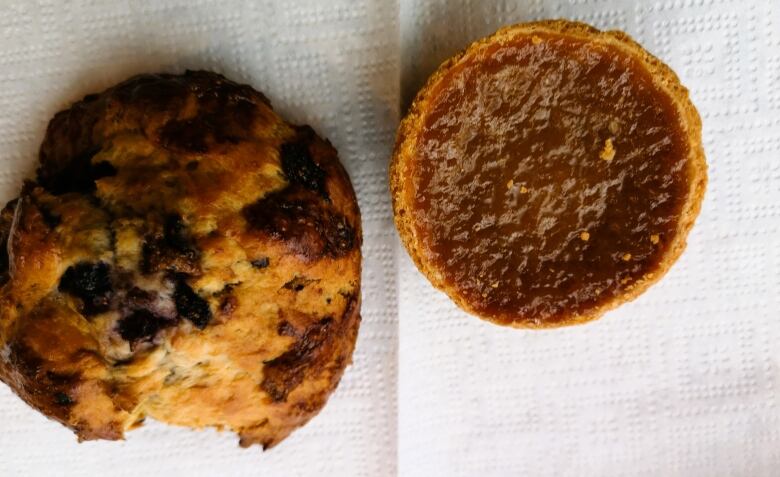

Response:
(391, 20), (706, 327)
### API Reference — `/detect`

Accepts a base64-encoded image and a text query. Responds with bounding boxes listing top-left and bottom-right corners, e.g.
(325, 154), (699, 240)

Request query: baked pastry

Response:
(0, 71), (362, 448)
(391, 20), (706, 327)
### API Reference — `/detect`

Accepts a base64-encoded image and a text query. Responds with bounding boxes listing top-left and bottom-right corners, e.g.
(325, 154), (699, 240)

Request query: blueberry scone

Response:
(0, 71), (361, 448)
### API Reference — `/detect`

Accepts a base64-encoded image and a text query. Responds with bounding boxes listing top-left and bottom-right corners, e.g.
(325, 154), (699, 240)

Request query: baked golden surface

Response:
(391, 20), (706, 327)
(0, 71), (362, 448)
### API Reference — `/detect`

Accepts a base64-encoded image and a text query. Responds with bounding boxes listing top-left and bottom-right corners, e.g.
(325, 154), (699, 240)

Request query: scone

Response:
(0, 70), (362, 448)
(391, 20), (706, 328)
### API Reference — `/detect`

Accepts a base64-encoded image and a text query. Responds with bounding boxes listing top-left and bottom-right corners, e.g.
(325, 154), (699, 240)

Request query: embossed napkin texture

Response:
(1, 1), (779, 476)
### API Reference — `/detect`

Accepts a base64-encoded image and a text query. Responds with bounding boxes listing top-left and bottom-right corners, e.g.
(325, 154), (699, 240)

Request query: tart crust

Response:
(390, 20), (707, 328)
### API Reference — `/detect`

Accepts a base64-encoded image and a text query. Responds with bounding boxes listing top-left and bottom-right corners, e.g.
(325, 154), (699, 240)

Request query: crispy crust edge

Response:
(389, 20), (708, 329)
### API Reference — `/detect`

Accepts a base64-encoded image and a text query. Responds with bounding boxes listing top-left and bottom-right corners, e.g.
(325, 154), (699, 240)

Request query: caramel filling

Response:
(411, 33), (689, 324)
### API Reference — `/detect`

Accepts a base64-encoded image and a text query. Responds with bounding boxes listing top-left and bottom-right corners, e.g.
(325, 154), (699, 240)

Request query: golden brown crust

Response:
(0, 71), (362, 447)
(390, 20), (707, 328)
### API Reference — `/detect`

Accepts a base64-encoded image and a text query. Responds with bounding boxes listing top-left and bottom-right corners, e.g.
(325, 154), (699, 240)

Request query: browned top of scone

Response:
(391, 21), (706, 328)
(0, 70), (361, 448)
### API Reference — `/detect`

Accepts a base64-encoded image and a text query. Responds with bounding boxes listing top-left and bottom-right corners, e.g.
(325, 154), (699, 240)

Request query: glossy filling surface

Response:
(411, 33), (689, 325)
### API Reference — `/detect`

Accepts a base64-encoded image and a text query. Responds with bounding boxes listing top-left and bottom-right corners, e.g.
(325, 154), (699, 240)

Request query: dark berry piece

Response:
(54, 392), (74, 406)
(174, 280), (212, 329)
(251, 257), (269, 269)
(283, 276), (316, 292)
(219, 295), (237, 316)
(59, 262), (113, 316)
(118, 309), (174, 348)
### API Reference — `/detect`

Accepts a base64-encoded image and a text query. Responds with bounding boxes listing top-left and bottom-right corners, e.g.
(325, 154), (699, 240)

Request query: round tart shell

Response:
(390, 20), (707, 328)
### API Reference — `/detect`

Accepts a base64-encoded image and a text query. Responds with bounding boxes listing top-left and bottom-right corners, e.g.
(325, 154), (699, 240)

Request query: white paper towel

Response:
(1, 0), (779, 476)
(0, 1), (398, 476)
(399, 1), (780, 476)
